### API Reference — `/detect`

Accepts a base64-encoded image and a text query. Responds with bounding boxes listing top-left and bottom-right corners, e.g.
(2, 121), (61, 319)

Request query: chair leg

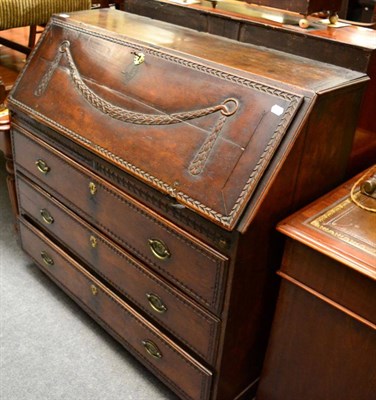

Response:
(28, 25), (37, 48)
(0, 109), (18, 220)
(0, 80), (6, 106)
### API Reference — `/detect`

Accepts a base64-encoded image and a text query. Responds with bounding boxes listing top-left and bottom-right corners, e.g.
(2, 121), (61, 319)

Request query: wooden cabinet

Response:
(257, 167), (376, 400)
(245, 0), (343, 15)
(8, 9), (368, 400)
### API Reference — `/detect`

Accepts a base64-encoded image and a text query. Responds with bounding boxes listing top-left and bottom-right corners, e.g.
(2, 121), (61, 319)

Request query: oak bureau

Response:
(8, 9), (368, 400)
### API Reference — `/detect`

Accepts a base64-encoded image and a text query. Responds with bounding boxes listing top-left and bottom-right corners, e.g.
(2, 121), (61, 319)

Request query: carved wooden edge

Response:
(8, 17), (303, 230)
(51, 17), (299, 101)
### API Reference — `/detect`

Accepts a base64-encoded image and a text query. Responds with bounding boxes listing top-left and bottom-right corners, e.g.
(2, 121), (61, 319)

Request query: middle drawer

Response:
(13, 127), (229, 314)
(17, 174), (221, 364)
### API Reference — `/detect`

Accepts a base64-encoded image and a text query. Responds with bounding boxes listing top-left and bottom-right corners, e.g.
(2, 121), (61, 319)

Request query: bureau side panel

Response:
(212, 81), (365, 399)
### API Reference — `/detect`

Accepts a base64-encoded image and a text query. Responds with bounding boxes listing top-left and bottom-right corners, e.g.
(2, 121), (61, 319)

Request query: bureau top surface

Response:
(9, 10), (367, 231)
(53, 9), (364, 92)
(277, 166), (376, 281)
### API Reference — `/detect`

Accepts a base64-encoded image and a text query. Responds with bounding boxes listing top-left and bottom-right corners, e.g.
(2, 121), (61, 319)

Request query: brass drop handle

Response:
(40, 251), (54, 266)
(132, 51), (145, 65)
(148, 239), (171, 261)
(40, 208), (54, 224)
(35, 159), (50, 175)
(142, 340), (162, 359)
(146, 293), (167, 314)
(89, 182), (97, 196)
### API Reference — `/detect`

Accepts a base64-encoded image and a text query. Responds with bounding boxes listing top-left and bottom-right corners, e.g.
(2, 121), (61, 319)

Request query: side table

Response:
(257, 166), (376, 400)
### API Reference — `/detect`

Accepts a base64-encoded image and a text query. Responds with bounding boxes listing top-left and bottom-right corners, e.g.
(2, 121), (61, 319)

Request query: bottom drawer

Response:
(18, 219), (212, 400)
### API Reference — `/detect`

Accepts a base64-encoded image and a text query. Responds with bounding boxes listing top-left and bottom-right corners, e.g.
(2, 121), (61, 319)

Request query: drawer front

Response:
(19, 219), (213, 400)
(281, 241), (376, 326)
(13, 128), (229, 313)
(17, 175), (220, 363)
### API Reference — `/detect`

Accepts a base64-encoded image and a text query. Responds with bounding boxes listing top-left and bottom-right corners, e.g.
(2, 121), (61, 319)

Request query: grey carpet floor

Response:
(0, 152), (178, 400)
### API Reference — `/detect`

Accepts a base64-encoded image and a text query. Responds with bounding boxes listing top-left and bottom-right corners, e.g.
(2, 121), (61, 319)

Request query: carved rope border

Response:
(9, 18), (303, 229)
(34, 40), (239, 176)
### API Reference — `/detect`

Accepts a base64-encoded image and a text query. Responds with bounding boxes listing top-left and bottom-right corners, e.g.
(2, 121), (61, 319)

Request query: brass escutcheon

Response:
(90, 284), (98, 296)
(131, 51), (145, 65)
(89, 182), (97, 196)
(90, 235), (98, 248)
(148, 239), (171, 261)
(40, 251), (54, 266)
(142, 340), (162, 359)
(35, 159), (50, 175)
(40, 208), (54, 225)
(146, 293), (167, 314)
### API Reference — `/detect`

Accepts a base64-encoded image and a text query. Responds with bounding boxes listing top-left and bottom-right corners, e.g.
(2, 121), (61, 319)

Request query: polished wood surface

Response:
(257, 166), (376, 400)
(8, 10), (369, 400)
(44, 10), (367, 90)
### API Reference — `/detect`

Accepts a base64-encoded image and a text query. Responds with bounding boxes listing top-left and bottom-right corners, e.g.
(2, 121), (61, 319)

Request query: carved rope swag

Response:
(34, 40), (239, 176)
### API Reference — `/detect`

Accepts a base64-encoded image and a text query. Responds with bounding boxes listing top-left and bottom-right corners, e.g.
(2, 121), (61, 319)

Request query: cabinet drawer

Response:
(17, 175), (221, 363)
(18, 219), (213, 400)
(13, 128), (229, 313)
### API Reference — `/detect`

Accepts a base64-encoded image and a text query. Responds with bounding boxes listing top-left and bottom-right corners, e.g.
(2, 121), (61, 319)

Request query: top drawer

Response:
(12, 127), (229, 313)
